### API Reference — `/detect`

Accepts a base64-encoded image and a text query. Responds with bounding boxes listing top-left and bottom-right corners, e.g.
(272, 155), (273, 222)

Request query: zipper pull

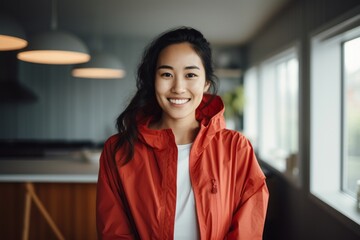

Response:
(211, 179), (217, 194)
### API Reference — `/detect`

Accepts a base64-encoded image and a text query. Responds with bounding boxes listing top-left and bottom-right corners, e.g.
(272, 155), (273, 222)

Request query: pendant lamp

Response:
(17, 0), (90, 65)
(0, 15), (28, 51)
(72, 52), (126, 79)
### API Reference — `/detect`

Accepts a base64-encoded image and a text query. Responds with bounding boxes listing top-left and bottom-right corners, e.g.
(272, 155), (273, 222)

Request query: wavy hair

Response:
(116, 26), (218, 163)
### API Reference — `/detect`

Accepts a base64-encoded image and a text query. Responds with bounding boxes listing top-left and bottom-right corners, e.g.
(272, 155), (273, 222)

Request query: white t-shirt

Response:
(174, 143), (199, 240)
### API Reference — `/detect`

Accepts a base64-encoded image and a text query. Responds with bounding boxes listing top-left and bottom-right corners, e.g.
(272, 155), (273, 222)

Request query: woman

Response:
(96, 27), (269, 239)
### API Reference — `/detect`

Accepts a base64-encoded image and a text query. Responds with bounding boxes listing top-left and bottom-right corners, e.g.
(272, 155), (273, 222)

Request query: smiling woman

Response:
(96, 27), (269, 240)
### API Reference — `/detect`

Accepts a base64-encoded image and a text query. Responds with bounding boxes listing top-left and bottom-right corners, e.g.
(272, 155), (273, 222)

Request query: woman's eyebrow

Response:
(157, 65), (200, 70)
(185, 65), (200, 70)
(157, 65), (173, 70)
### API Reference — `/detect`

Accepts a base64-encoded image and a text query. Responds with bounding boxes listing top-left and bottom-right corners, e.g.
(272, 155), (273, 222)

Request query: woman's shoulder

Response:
(105, 134), (120, 142)
(217, 128), (252, 148)
(102, 134), (121, 151)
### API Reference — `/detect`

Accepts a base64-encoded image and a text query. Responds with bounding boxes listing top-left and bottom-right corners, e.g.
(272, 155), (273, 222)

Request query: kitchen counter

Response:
(0, 154), (99, 183)
(0, 148), (101, 239)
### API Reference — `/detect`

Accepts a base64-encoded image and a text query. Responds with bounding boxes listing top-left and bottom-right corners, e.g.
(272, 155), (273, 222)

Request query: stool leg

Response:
(22, 191), (32, 240)
(25, 182), (65, 240)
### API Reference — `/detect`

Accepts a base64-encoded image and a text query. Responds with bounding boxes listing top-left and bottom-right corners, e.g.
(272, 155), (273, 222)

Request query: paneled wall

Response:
(0, 37), (148, 143)
(247, 0), (360, 65)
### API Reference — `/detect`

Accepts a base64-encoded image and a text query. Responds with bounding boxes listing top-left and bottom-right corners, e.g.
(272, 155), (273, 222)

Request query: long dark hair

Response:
(116, 26), (218, 163)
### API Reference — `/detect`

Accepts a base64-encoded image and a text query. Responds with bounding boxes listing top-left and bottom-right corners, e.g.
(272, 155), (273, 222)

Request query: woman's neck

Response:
(172, 124), (199, 145)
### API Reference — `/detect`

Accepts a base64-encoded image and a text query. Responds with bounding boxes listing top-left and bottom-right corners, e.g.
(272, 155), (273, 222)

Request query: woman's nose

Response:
(171, 77), (186, 94)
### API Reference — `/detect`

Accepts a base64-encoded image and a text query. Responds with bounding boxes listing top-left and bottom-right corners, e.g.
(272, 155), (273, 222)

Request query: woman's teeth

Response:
(169, 98), (189, 104)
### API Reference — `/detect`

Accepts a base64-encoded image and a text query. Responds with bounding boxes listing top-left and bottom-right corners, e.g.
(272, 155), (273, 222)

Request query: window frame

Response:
(310, 13), (360, 228)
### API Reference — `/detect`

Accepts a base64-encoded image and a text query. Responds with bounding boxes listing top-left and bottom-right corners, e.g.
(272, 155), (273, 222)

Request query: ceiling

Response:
(2, 0), (291, 45)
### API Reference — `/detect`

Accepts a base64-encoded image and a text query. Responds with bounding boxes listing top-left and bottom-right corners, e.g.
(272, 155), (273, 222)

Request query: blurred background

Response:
(0, 0), (360, 239)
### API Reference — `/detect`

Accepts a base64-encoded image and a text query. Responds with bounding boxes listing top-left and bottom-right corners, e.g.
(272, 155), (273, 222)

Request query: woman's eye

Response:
(161, 72), (172, 78)
(186, 73), (197, 78)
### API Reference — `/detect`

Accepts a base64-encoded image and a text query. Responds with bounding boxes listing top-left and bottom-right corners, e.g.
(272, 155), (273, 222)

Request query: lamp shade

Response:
(17, 30), (90, 65)
(0, 15), (28, 51)
(72, 52), (125, 79)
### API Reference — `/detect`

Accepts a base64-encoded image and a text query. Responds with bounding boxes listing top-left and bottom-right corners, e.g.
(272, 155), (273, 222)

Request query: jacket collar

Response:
(137, 94), (225, 155)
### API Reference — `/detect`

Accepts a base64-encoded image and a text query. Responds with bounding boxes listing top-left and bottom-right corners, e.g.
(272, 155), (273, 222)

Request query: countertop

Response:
(0, 152), (100, 183)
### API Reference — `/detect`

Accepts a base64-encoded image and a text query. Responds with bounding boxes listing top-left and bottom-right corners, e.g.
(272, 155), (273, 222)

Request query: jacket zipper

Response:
(211, 178), (219, 238)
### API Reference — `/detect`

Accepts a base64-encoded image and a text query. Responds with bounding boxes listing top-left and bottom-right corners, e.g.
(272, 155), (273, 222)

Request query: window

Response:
(342, 37), (360, 197)
(310, 14), (360, 226)
(258, 49), (299, 179)
(243, 48), (300, 183)
(243, 67), (259, 148)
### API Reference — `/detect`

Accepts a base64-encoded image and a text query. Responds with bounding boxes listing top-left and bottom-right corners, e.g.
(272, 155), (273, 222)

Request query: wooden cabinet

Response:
(0, 183), (97, 240)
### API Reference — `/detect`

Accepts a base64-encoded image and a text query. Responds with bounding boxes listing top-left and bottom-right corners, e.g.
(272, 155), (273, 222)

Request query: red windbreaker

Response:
(97, 95), (269, 239)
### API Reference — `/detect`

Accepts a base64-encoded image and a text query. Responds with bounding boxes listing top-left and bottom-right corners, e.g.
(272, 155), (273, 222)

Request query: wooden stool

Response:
(22, 182), (65, 240)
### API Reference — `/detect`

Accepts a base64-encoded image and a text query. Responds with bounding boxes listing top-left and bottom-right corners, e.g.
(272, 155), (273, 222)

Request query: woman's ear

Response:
(204, 81), (210, 92)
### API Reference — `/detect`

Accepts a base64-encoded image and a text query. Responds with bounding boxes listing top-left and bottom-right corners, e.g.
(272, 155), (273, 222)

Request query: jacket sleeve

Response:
(225, 140), (269, 240)
(96, 137), (135, 240)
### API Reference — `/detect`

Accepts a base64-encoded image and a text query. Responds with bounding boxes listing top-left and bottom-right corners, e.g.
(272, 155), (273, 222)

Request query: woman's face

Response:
(154, 42), (209, 126)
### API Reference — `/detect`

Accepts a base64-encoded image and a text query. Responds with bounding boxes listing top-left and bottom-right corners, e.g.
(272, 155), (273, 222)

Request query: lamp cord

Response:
(51, 0), (57, 31)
